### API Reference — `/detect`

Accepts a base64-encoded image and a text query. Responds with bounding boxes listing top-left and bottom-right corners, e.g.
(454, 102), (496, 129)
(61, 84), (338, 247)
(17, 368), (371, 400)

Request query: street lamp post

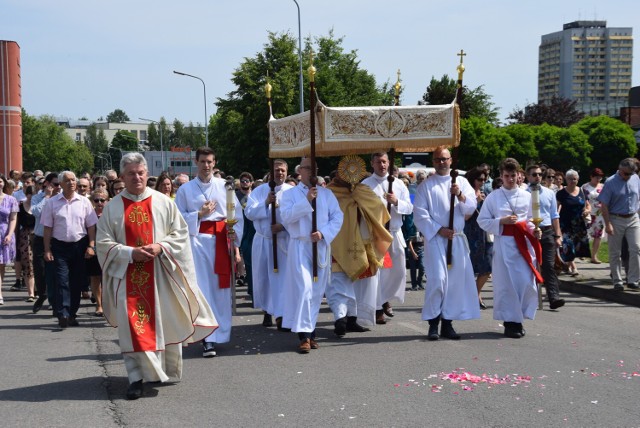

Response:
(292, 0), (304, 113)
(173, 70), (209, 147)
(139, 117), (164, 174)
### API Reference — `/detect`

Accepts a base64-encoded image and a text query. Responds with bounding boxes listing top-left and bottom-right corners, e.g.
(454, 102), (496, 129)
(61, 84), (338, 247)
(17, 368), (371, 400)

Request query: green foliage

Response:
(111, 130), (138, 151)
(458, 116), (509, 170)
(146, 118), (171, 151)
(533, 124), (592, 173)
(22, 110), (94, 173)
(106, 109), (130, 123)
(574, 116), (636, 175)
(502, 124), (539, 166)
(84, 124), (109, 155)
(211, 30), (395, 177)
(421, 75), (499, 124)
(170, 119), (186, 147)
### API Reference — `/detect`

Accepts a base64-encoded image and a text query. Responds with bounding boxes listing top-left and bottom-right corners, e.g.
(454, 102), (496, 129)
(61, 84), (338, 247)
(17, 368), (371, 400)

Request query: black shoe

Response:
(58, 317), (69, 329)
(440, 320), (461, 340)
(346, 316), (369, 333)
(276, 317), (291, 332)
(382, 302), (394, 317)
(126, 380), (144, 400)
(549, 299), (565, 310)
(518, 323), (526, 337)
(202, 341), (217, 358)
(479, 300), (487, 310)
(68, 317), (79, 327)
(427, 323), (439, 341)
(503, 322), (523, 339)
(262, 313), (273, 327)
(411, 287), (418, 291)
(32, 295), (46, 313)
(334, 317), (347, 337)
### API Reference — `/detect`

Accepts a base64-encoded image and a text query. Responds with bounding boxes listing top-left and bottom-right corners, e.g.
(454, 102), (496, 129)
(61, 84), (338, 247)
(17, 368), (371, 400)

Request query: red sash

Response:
(123, 196), (157, 352)
(199, 220), (231, 289)
(502, 222), (544, 283)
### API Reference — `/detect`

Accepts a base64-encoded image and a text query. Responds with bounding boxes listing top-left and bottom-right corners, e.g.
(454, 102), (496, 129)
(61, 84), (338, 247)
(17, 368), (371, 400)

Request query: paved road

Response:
(1, 265), (639, 427)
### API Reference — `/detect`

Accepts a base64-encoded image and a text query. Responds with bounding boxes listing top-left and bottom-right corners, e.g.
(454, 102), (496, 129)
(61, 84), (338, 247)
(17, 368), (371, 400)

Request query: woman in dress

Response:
(0, 174), (19, 305)
(86, 189), (109, 316)
(463, 167), (493, 309)
(581, 168), (605, 264)
(18, 184), (36, 301)
(154, 173), (174, 199)
(556, 169), (591, 275)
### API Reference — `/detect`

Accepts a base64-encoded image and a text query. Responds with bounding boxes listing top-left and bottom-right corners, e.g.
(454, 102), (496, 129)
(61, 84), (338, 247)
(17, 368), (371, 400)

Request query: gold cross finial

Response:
(456, 49), (466, 79)
(457, 49), (466, 65)
(394, 69), (401, 97)
(308, 50), (316, 83)
(265, 71), (272, 99)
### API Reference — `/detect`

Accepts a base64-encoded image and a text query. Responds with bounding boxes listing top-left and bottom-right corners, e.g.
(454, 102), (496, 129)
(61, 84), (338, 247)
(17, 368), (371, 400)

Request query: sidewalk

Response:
(557, 258), (640, 308)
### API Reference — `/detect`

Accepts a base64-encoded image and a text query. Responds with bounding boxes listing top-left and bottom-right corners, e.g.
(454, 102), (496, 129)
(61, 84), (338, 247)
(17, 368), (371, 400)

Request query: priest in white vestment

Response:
(97, 153), (217, 400)
(280, 157), (343, 353)
(327, 156), (392, 333)
(244, 159), (293, 329)
(414, 147), (480, 340)
(362, 152), (413, 324)
(175, 147), (243, 358)
(477, 158), (542, 339)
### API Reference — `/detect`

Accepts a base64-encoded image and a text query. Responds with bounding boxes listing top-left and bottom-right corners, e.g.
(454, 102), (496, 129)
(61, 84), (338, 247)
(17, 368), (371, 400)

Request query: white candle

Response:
(532, 187), (541, 219)
(226, 187), (236, 221)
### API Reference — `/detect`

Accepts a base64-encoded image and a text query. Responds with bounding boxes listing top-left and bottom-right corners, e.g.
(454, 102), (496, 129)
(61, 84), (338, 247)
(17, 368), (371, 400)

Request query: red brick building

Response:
(0, 40), (22, 174)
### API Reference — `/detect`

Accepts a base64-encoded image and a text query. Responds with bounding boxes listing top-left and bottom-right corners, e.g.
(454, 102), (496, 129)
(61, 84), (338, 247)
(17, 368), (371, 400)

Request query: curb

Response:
(559, 277), (640, 308)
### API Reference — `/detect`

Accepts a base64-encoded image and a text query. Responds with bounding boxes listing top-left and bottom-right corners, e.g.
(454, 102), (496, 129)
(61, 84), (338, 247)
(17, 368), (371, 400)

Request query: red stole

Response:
(502, 222), (544, 283)
(123, 196), (157, 352)
(199, 221), (231, 289)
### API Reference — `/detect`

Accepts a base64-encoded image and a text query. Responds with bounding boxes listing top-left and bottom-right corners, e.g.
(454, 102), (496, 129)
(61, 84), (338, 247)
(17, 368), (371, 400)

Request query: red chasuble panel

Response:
(123, 197), (157, 352)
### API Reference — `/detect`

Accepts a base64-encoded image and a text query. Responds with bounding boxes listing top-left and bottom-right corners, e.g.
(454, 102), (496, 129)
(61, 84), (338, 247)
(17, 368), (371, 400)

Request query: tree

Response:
(533, 124), (592, 173)
(421, 75), (500, 124)
(21, 110), (93, 173)
(502, 124), (539, 166)
(574, 116), (636, 174)
(211, 31), (394, 176)
(507, 96), (585, 127)
(84, 124), (109, 155)
(111, 130), (138, 151)
(169, 119), (186, 148)
(146, 117), (171, 152)
(106, 109), (130, 123)
(458, 116), (509, 170)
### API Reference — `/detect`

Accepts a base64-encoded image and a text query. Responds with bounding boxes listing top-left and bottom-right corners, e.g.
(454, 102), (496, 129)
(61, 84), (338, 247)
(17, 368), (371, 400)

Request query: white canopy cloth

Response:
(268, 100), (460, 158)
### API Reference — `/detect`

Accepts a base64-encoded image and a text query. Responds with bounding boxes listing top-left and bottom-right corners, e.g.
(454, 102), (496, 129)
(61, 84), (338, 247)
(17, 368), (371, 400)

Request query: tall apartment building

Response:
(538, 21), (633, 117)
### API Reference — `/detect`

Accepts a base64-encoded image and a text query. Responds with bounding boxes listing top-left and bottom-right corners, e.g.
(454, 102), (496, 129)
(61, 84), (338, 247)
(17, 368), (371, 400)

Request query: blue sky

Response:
(2, 0), (638, 125)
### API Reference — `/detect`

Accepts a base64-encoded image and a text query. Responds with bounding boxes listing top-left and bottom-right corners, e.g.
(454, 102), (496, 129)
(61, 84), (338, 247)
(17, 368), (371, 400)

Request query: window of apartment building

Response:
(75, 133), (81, 142)
(140, 130), (147, 141)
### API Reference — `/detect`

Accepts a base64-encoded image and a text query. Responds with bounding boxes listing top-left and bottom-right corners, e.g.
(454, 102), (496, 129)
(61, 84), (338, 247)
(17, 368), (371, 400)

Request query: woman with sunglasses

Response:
(0, 174), (19, 305)
(463, 167), (493, 309)
(86, 189), (109, 316)
(109, 179), (125, 198)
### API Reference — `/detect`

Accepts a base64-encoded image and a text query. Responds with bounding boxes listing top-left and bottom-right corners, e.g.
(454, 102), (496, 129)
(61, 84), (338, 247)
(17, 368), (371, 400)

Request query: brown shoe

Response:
(382, 302), (394, 317)
(298, 339), (311, 354)
(309, 339), (319, 349)
(376, 310), (387, 325)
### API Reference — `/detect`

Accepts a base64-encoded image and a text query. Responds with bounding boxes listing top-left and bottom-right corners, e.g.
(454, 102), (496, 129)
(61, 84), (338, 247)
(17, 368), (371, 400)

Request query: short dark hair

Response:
(465, 166), (486, 185)
(371, 152), (388, 161)
(499, 158), (520, 174)
(239, 172), (254, 181)
(196, 147), (216, 162)
(525, 164), (541, 174)
(44, 172), (58, 184)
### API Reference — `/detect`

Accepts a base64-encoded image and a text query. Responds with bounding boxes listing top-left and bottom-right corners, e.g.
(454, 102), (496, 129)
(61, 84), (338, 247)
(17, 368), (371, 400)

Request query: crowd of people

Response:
(1, 149), (637, 400)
